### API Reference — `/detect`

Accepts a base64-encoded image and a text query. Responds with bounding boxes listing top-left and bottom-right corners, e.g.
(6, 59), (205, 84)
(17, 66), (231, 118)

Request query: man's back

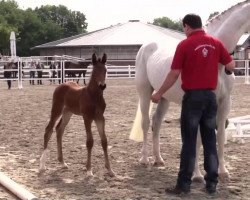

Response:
(172, 30), (232, 90)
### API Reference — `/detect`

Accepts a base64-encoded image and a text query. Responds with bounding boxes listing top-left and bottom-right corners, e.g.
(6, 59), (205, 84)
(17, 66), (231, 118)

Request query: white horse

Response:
(130, 0), (250, 181)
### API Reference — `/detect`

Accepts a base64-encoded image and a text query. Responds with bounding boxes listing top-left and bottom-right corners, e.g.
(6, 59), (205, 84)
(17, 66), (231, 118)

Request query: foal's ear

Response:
(102, 53), (107, 64)
(92, 53), (97, 64)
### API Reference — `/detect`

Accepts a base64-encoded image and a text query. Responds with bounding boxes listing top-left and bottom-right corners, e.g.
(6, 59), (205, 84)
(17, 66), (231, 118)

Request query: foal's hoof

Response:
(108, 169), (116, 177)
(61, 162), (69, 169)
(38, 164), (46, 173)
(38, 168), (46, 174)
(86, 170), (94, 177)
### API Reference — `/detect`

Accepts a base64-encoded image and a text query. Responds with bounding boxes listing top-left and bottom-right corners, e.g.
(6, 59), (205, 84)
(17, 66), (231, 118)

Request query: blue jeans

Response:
(177, 90), (219, 189)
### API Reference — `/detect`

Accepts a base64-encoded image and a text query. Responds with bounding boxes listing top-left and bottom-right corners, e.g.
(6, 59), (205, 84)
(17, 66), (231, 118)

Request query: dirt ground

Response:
(0, 78), (249, 200)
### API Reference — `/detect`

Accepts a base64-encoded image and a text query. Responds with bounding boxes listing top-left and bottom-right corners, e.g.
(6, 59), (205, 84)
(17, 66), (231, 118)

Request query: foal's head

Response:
(90, 53), (107, 90)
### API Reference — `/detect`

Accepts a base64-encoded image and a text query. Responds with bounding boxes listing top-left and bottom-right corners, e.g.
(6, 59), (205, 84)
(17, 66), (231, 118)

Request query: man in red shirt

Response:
(151, 14), (235, 195)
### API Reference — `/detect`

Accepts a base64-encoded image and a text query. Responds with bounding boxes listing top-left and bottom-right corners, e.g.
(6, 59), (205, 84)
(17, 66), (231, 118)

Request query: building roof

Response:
(237, 33), (250, 46)
(33, 21), (185, 49)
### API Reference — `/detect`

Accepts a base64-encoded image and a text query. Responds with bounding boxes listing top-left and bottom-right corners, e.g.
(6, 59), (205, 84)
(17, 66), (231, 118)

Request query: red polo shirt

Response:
(171, 30), (232, 90)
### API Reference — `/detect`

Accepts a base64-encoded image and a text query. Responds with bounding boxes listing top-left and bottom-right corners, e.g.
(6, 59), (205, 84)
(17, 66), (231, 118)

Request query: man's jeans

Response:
(177, 90), (219, 189)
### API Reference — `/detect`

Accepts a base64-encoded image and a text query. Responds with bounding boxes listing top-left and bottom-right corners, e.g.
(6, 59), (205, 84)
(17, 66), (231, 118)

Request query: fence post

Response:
(106, 65), (108, 78)
(18, 58), (23, 89)
(61, 60), (64, 83)
(245, 60), (249, 84)
(128, 65), (131, 78)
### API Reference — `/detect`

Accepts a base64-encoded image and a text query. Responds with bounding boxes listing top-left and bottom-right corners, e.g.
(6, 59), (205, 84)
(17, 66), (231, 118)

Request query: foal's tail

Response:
(129, 101), (153, 142)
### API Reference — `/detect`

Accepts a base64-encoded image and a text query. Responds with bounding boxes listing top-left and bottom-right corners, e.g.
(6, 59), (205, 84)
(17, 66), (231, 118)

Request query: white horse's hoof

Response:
(192, 176), (204, 183)
(153, 158), (165, 166)
(219, 172), (230, 182)
(139, 157), (150, 165)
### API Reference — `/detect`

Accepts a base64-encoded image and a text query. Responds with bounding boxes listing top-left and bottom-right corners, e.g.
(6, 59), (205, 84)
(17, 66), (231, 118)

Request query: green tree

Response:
(0, 0), (88, 56)
(153, 17), (183, 32)
(35, 5), (87, 37)
(0, 0), (20, 54)
(17, 9), (46, 56)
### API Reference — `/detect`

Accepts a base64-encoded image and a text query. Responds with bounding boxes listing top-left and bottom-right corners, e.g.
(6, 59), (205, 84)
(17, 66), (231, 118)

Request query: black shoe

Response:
(165, 186), (190, 195)
(206, 183), (217, 195)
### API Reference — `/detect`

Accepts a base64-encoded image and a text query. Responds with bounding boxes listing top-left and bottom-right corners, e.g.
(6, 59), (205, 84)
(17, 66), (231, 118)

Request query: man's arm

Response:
(151, 69), (180, 103)
(225, 60), (235, 72)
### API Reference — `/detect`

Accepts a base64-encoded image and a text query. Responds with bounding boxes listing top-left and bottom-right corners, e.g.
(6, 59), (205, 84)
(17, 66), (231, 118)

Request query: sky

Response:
(15, 0), (245, 32)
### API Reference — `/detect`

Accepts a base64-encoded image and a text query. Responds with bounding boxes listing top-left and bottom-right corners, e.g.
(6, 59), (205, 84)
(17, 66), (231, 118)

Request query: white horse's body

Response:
(130, 0), (250, 180)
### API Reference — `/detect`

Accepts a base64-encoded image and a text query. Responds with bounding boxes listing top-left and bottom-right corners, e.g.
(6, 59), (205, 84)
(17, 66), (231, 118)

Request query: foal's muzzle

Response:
(99, 83), (106, 90)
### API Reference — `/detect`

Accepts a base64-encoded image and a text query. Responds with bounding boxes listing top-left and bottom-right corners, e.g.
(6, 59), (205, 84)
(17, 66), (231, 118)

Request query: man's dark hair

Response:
(182, 14), (202, 29)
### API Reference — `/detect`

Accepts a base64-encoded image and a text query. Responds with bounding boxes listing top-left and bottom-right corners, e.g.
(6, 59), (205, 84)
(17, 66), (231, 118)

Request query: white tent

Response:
(10, 31), (16, 58)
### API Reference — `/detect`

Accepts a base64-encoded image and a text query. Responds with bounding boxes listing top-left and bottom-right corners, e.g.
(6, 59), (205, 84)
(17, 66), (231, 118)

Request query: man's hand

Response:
(151, 92), (162, 103)
(150, 69), (180, 104)
(225, 68), (233, 75)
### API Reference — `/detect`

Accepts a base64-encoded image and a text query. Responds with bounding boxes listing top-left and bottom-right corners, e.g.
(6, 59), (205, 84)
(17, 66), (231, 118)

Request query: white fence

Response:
(0, 56), (135, 88)
(0, 56), (249, 89)
(227, 115), (250, 143)
(234, 59), (250, 84)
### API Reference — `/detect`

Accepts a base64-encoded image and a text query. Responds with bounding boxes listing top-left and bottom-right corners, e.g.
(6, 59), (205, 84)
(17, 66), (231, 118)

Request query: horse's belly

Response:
(163, 82), (184, 104)
(147, 53), (183, 104)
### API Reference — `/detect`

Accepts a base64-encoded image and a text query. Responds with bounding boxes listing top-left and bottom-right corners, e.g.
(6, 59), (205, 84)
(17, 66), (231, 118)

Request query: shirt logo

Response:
(202, 48), (208, 57)
(195, 44), (215, 58)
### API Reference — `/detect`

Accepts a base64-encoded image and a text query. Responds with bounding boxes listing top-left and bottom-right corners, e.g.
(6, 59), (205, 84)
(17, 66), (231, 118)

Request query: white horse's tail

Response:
(130, 42), (157, 142)
(129, 101), (153, 142)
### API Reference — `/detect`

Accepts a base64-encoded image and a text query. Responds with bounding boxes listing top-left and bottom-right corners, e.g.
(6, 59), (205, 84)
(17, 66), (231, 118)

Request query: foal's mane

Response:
(205, 0), (250, 28)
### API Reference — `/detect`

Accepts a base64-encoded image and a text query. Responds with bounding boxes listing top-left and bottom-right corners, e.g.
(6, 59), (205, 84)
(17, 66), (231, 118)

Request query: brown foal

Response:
(39, 53), (114, 177)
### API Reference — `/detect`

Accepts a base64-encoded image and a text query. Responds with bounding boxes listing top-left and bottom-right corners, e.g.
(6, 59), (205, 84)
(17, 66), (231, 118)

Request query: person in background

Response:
(29, 60), (36, 85)
(36, 61), (44, 85)
(49, 61), (57, 84)
(3, 63), (12, 89)
(57, 62), (62, 84)
(151, 13), (235, 195)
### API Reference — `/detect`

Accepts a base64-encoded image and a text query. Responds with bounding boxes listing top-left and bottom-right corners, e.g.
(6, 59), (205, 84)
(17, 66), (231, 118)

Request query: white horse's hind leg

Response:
(152, 98), (169, 165)
(138, 85), (153, 164)
(135, 42), (157, 165)
(192, 131), (204, 182)
(138, 88), (154, 165)
(216, 97), (231, 181)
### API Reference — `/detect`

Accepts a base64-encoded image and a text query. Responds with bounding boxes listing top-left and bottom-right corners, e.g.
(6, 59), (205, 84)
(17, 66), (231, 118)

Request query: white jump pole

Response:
(0, 171), (39, 200)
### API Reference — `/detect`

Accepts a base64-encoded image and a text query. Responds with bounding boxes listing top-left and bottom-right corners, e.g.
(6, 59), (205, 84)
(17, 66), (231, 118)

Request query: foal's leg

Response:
(39, 101), (63, 172)
(95, 116), (115, 177)
(56, 109), (73, 168)
(152, 98), (169, 165)
(84, 118), (94, 176)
